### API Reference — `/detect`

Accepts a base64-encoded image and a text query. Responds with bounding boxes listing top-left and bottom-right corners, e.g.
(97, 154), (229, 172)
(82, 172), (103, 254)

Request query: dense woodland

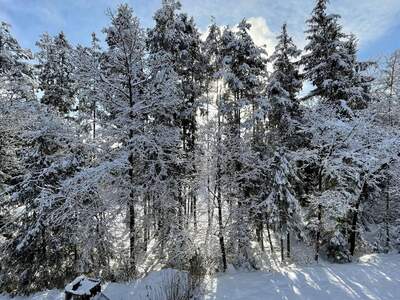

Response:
(1, 0), (400, 294)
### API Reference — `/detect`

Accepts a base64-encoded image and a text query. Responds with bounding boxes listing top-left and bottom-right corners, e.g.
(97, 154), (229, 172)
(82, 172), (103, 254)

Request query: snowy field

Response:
(204, 254), (400, 300)
(1, 254), (399, 300)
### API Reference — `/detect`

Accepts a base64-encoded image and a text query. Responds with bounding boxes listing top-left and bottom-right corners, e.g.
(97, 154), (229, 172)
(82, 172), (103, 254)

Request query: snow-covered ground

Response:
(204, 254), (400, 300)
(1, 254), (399, 300)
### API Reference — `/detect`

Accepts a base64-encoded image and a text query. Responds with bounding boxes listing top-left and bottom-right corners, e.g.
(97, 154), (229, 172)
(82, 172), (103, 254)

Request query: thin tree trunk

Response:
(92, 101), (96, 140)
(256, 220), (265, 252)
(216, 91), (227, 272)
(385, 180), (390, 253)
(128, 72), (136, 275)
(193, 194), (197, 230)
(388, 54), (397, 127)
(206, 86), (211, 235)
(315, 165), (324, 262)
(143, 195), (148, 252)
(287, 232), (291, 259)
(315, 204), (322, 262)
(129, 202), (135, 272)
(266, 221), (274, 253)
(217, 180), (227, 272)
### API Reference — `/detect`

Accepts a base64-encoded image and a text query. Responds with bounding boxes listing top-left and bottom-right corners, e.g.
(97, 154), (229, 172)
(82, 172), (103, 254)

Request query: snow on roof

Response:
(65, 275), (101, 296)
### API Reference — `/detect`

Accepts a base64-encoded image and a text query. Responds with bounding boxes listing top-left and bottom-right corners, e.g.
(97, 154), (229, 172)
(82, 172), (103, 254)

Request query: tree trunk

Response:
(388, 54), (397, 127)
(92, 100), (96, 140)
(143, 195), (149, 252)
(128, 74), (136, 275)
(287, 232), (290, 259)
(315, 203), (322, 262)
(349, 202), (360, 256)
(315, 165), (324, 262)
(129, 202), (135, 273)
(349, 182), (367, 256)
(193, 194), (197, 230)
(217, 183), (227, 272)
(256, 219), (265, 252)
(385, 180), (390, 253)
(216, 95), (227, 272)
(266, 220), (274, 253)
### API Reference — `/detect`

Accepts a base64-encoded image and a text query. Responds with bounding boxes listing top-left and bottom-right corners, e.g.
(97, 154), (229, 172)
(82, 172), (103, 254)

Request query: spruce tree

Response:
(342, 35), (373, 110)
(267, 23), (302, 148)
(36, 32), (76, 115)
(302, 0), (352, 111)
(265, 149), (301, 261)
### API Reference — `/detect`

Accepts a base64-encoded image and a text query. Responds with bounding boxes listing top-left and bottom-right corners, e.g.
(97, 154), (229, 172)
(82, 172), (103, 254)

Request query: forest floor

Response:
(1, 253), (399, 300)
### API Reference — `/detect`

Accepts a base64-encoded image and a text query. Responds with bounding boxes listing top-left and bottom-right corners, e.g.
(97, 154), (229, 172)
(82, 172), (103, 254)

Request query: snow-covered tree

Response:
(2, 1), (400, 294)
(267, 23), (303, 148)
(147, 0), (206, 229)
(72, 33), (104, 138)
(264, 149), (302, 261)
(36, 32), (76, 115)
(375, 49), (400, 126)
(0, 21), (35, 101)
(302, 0), (354, 113)
(217, 20), (267, 269)
(0, 21), (35, 189)
(141, 51), (191, 269)
(200, 22), (231, 271)
(299, 99), (399, 262)
(1, 103), (86, 293)
(100, 3), (147, 275)
(342, 35), (374, 110)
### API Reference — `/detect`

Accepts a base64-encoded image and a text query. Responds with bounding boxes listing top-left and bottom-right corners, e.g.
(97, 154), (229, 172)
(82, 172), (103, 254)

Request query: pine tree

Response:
(260, 24), (304, 261)
(36, 32), (76, 115)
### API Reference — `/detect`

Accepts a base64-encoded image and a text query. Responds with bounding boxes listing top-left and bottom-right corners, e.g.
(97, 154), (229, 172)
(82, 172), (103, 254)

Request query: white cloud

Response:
(183, 0), (400, 53)
(247, 17), (276, 55)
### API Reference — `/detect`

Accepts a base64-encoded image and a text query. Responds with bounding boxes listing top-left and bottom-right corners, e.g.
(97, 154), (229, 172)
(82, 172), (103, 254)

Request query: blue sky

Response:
(1, 0), (400, 60)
